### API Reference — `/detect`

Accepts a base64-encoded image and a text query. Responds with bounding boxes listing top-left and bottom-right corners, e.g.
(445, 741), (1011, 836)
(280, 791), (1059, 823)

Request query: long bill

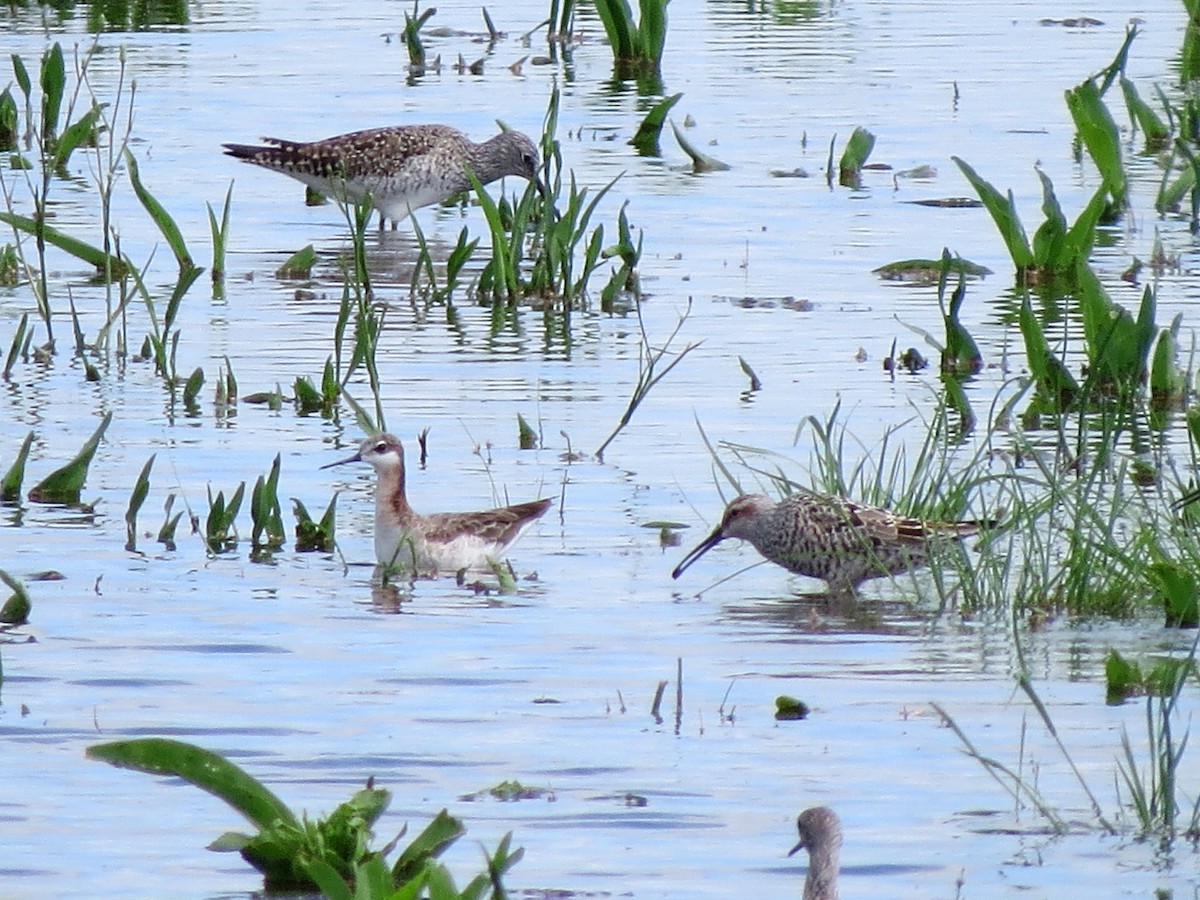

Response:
(320, 450), (362, 470)
(671, 526), (726, 579)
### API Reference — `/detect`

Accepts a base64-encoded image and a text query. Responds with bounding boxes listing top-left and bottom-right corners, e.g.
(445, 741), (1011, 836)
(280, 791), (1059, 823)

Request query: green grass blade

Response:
(1120, 76), (1170, 150)
(28, 411), (112, 503)
(124, 148), (201, 275)
(629, 91), (682, 155)
(592, 0), (635, 60)
(952, 156), (1035, 270)
(0, 211), (129, 280)
(39, 42), (64, 138)
(1, 431), (34, 502)
(86, 737), (299, 830)
(638, 0), (670, 61)
(391, 809), (467, 884)
(1065, 78), (1127, 214)
(125, 454), (155, 551)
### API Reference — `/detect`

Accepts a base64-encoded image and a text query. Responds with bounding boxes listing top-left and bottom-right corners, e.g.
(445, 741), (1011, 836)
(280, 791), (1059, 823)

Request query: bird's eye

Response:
(373, 441), (388, 453)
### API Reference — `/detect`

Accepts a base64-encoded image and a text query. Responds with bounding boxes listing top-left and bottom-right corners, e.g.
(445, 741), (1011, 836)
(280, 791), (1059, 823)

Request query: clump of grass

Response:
(292, 495), (337, 553)
(595, 300), (698, 461)
(205, 481), (245, 554)
(471, 88), (644, 311)
(207, 180), (233, 292)
(86, 737), (523, 896)
(157, 493), (185, 551)
(593, 0), (670, 84)
(250, 454), (285, 557)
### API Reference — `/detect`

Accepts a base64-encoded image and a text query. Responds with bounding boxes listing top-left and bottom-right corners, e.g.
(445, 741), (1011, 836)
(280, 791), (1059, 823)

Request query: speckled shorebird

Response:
(322, 433), (551, 574)
(671, 490), (988, 595)
(788, 807), (843, 900)
(223, 124), (542, 229)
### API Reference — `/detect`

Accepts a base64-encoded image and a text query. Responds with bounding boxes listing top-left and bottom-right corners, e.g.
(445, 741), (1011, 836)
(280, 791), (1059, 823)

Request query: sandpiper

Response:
(671, 490), (989, 595)
(788, 806), (842, 900)
(223, 124), (542, 229)
(323, 432), (551, 574)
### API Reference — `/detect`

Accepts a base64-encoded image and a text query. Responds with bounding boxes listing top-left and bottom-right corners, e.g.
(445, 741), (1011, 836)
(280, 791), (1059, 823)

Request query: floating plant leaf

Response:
(670, 120), (729, 173)
(873, 257), (992, 283)
(28, 412), (112, 504)
(1, 431), (34, 502)
(774, 695), (810, 721)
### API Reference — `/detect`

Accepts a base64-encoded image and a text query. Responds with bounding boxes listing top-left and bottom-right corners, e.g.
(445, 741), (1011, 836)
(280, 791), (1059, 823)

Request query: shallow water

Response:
(3, 0), (1200, 897)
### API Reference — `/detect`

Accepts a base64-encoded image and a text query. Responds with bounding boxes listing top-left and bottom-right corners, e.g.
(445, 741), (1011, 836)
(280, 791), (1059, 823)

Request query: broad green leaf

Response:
(1065, 78), (1127, 213)
(952, 156), (1035, 270)
(86, 737), (298, 830)
(392, 809), (466, 884)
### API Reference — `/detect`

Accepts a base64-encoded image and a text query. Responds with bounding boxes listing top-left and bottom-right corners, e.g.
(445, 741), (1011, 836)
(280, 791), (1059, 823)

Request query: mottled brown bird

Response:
(672, 490), (988, 595)
(224, 124), (541, 228)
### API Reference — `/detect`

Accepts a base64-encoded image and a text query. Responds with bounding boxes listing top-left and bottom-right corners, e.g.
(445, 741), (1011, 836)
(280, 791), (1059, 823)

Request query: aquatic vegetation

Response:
(205, 481), (245, 554)
(250, 454), (285, 556)
(472, 88), (636, 310)
(629, 91), (682, 155)
(594, 299), (698, 460)
(1, 431), (33, 502)
(592, 0), (670, 82)
(953, 157), (1106, 287)
(669, 120), (730, 172)
(0, 569), (31, 626)
(275, 244), (317, 280)
(292, 495), (337, 553)
(834, 125), (875, 188)
(27, 412), (111, 504)
(86, 738), (522, 895)
(124, 454), (155, 552)
(156, 493), (185, 551)
(1106, 650), (1195, 703)
(207, 181), (234, 289)
(938, 637), (1200, 842)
